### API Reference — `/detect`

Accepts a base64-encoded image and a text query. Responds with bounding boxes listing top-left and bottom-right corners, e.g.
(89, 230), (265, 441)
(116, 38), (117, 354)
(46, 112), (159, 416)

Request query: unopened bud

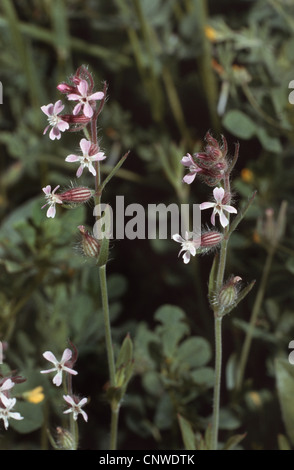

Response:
(200, 231), (223, 248)
(78, 225), (100, 258)
(60, 187), (94, 203)
(55, 427), (76, 450)
(57, 83), (77, 94)
(218, 276), (242, 311)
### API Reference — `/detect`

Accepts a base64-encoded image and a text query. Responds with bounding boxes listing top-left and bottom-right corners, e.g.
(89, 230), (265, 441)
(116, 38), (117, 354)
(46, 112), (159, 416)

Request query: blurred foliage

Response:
(1, 0), (294, 450)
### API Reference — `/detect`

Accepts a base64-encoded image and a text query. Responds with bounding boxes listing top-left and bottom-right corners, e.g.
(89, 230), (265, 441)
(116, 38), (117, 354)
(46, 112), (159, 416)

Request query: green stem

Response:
(210, 175), (231, 450)
(87, 83), (118, 449)
(99, 264), (116, 388)
(110, 403), (120, 450)
(99, 264), (119, 450)
(235, 246), (275, 391)
(211, 316), (222, 450)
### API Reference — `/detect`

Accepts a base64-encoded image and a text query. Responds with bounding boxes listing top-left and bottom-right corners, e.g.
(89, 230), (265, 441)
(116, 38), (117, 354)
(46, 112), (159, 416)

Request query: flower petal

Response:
(53, 100), (64, 115)
(61, 348), (73, 363)
(222, 204), (237, 214)
(78, 79), (88, 96)
(89, 91), (104, 101)
(199, 202), (215, 210)
(53, 371), (63, 387)
(49, 127), (61, 140)
(213, 187), (225, 203)
(57, 120), (69, 132)
(88, 163), (96, 176)
(76, 165), (83, 178)
(63, 395), (75, 406)
(181, 154), (194, 166)
(72, 103), (82, 115)
(172, 234), (185, 243)
(42, 185), (52, 195)
(90, 152), (106, 161)
(67, 93), (82, 101)
(66, 154), (80, 162)
(83, 102), (94, 118)
(183, 251), (191, 264)
(219, 210), (229, 227)
(47, 205), (56, 218)
(41, 104), (54, 116)
(43, 351), (58, 364)
(80, 138), (92, 155)
(183, 173), (196, 184)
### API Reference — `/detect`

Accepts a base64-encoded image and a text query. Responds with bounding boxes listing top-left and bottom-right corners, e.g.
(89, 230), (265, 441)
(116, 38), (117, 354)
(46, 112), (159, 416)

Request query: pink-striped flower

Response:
(181, 154), (202, 184)
(67, 80), (104, 118)
(200, 187), (237, 228)
(41, 100), (69, 140)
(42, 185), (63, 218)
(63, 395), (88, 422)
(65, 138), (106, 177)
(40, 349), (78, 387)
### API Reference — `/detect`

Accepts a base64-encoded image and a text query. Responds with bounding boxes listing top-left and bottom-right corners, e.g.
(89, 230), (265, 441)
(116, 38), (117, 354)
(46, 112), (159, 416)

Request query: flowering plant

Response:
(38, 65), (133, 450)
(173, 132), (256, 450)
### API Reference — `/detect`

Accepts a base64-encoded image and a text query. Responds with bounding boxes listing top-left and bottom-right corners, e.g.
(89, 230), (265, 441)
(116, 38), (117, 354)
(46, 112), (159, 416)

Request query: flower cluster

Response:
(0, 376), (24, 430)
(40, 346), (88, 423)
(173, 132), (238, 264)
(181, 132), (229, 187)
(41, 65), (106, 221)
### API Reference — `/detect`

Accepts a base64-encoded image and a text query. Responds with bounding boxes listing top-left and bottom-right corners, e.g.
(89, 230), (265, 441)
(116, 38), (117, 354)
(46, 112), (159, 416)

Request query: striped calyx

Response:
(60, 187), (94, 203)
(200, 231), (223, 248)
(78, 225), (100, 258)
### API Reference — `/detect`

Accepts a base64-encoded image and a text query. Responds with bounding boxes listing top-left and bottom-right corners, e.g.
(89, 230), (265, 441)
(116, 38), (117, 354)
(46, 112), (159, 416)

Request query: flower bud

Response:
(55, 427), (76, 450)
(78, 225), (100, 258)
(218, 276), (242, 312)
(57, 83), (77, 94)
(200, 231), (223, 248)
(60, 187), (94, 203)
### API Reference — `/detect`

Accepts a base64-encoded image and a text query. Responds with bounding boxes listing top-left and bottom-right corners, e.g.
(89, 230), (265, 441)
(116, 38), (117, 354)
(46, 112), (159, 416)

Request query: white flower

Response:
(63, 395), (88, 422)
(65, 138), (106, 178)
(172, 231), (200, 264)
(41, 100), (69, 140)
(181, 154), (202, 184)
(0, 395), (23, 430)
(199, 187), (237, 228)
(40, 349), (78, 387)
(41, 185), (63, 218)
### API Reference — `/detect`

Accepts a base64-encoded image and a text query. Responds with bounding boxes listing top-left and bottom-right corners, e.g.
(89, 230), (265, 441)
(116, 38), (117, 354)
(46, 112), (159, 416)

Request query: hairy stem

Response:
(211, 316), (223, 450)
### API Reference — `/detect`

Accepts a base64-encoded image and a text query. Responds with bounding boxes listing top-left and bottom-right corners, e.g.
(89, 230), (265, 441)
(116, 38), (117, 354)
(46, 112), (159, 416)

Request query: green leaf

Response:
(178, 414), (197, 450)
(255, 127), (282, 153)
(154, 304), (189, 357)
(154, 394), (173, 430)
(219, 408), (241, 430)
(154, 304), (186, 324)
(223, 433), (246, 450)
(275, 358), (294, 445)
(176, 337), (212, 369)
(190, 367), (215, 387)
(222, 110), (256, 139)
(208, 253), (219, 307)
(10, 401), (44, 434)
